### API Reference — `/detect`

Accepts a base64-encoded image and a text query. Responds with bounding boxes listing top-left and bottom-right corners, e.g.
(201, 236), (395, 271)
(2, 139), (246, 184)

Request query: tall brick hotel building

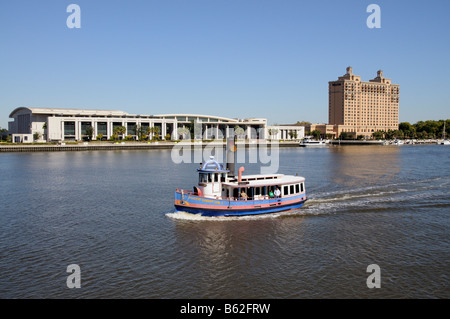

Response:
(328, 66), (400, 138)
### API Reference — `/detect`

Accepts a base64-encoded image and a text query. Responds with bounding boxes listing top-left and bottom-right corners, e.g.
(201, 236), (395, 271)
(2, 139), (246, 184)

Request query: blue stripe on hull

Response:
(175, 201), (306, 217)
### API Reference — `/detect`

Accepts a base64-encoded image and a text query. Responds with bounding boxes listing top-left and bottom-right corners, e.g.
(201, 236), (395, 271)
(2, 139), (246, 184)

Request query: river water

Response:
(0, 145), (448, 298)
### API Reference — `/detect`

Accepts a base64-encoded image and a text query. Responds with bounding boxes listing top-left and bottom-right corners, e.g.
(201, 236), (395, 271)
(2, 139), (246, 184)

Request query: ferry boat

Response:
(299, 138), (327, 147)
(174, 139), (307, 217)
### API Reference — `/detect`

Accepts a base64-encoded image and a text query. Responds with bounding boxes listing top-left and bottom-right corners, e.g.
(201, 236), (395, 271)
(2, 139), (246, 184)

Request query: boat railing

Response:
(175, 188), (293, 202)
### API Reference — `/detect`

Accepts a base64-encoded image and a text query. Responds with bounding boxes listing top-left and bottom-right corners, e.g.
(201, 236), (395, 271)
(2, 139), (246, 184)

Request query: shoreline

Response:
(0, 139), (443, 153)
(0, 140), (300, 153)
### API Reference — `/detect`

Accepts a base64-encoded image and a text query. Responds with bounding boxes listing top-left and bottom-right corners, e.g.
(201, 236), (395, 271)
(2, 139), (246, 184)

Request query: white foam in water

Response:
(303, 177), (447, 214)
(166, 209), (305, 221)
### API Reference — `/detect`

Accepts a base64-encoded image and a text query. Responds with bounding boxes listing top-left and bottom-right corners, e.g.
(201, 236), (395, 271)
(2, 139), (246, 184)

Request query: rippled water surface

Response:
(0, 145), (448, 298)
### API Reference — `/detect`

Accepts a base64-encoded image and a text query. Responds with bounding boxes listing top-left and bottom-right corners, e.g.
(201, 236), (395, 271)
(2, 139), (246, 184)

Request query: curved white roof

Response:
(153, 113), (239, 123)
(9, 107), (128, 118)
(9, 108), (267, 124)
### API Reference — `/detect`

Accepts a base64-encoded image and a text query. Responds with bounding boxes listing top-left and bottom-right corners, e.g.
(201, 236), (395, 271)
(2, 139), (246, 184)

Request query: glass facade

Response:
(97, 122), (107, 135)
(81, 122), (92, 135)
(127, 123), (136, 135)
(64, 122), (75, 136)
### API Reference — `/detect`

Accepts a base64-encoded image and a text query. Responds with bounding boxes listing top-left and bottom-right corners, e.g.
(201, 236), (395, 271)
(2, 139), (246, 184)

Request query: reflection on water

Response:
(0, 146), (449, 298)
(328, 146), (401, 187)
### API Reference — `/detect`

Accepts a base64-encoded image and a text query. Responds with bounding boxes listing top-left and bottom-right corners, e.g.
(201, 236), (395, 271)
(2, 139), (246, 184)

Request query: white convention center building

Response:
(8, 107), (284, 143)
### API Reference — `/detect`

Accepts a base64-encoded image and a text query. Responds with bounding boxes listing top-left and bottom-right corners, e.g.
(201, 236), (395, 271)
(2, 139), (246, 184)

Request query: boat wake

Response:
(303, 176), (450, 215)
(166, 209), (306, 221)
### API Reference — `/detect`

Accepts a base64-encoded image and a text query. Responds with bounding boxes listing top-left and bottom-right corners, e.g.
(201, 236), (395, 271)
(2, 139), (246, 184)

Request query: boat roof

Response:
(197, 156), (229, 173)
(223, 174), (305, 188)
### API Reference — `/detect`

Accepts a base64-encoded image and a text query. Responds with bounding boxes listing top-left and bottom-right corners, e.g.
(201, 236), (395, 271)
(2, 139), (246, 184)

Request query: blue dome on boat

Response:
(198, 156), (228, 172)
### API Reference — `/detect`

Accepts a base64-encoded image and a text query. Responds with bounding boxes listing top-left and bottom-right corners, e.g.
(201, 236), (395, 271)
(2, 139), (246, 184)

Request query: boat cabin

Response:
(196, 157), (306, 201)
(196, 157), (229, 197)
(222, 174), (305, 201)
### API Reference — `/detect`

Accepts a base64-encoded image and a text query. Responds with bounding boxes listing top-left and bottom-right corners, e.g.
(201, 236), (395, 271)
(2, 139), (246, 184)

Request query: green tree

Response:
(0, 127), (8, 142)
(339, 132), (349, 140)
(399, 122), (412, 138)
(154, 126), (161, 140)
(399, 122), (412, 133)
(384, 129), (397, 139)
(288, 130), (298, 139)
(145, 126), (152, 140)
(311, 130), (321, 140)
(85, 126), (94, 141)
(113, 126), (126, 140)
(149, 126), (160, 140)
(373, 130), (385, 140)
(413, 120), (443, 138)
(33, 132), (41, 141)
(135, 125), (143, 140)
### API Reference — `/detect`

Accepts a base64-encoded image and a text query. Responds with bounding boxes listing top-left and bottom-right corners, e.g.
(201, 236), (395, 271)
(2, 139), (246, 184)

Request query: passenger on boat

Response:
(274, 187), (281, 198)
(241, 190), (248, 200)
(269, 190), (274, 198)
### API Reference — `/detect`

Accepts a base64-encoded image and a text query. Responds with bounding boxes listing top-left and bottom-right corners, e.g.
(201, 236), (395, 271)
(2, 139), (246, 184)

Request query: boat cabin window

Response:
(199, 173), (224, 183)
(284, 186), (289, 196)
(290, 185), (294, 194)
(199, 173), (208, 184)
(301, 182), (304, 193)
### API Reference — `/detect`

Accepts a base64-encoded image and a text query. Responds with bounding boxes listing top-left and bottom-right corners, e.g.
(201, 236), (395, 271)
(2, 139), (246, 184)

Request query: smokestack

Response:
(238, 166), (245, 184)
(226, 135), (236, 176)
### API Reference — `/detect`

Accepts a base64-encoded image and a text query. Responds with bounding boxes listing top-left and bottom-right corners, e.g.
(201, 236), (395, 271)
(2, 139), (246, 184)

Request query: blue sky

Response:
(1, 0), (449, 128)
